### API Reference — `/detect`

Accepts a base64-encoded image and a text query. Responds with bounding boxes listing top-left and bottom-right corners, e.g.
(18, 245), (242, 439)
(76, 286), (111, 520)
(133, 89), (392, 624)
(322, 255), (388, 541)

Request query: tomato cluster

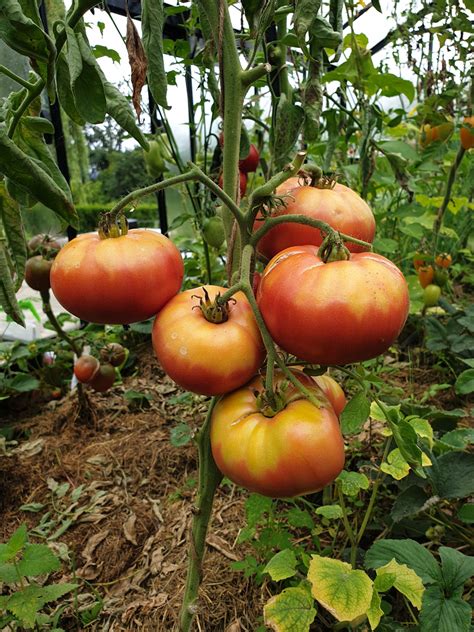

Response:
(74, 343), (127, 393)
(413, 251), (452, 308)
(419, 117), (474, 151)
(25, 234), (60, 292)
(49, 170), (410, 498)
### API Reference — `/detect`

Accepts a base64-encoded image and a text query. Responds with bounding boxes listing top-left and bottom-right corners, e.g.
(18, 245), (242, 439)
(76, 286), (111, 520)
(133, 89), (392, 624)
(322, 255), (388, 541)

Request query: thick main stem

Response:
(179, 400), (223, 632)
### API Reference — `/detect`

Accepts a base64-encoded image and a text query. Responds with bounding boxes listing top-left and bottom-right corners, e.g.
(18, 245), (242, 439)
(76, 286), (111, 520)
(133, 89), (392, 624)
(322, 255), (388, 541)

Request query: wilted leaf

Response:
(126, 15), (147, 119)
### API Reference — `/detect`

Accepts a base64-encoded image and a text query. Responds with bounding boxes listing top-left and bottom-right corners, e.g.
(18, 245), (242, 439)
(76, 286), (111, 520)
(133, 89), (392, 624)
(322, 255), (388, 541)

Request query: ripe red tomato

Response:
(218, 171), (247, 197)
(74, 355), (100, 383)
(239, 144), (259, 173)
(50, 229), (184, 324)
(413, 252), (430, 270)
(210, 369), (345, 497)
(152, 285), (265, 396)
(418, 265), (434, 289)
(460, 116), (474, 150)
(25, 256), (53, 292)
(89, 364), (115, 392)
(257, 246), (409, 365)
(254, 181), (376, 260)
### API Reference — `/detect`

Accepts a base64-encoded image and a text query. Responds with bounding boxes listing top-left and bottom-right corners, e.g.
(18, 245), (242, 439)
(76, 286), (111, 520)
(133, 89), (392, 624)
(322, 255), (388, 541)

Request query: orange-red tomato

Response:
(74, 355), (100, 383)
(257, 246), (409, 365)
(254, 181), (376, 260)
(313, 375), (347, 416)
(210, 369), (345, 498)
(152, 285), (265, 396)
(50, 229), (184, 324)
(460, 116), (474, 150)
(435, 253), (452, 269)
(418, 265), (434, 289)
(420, 122), (454, 147)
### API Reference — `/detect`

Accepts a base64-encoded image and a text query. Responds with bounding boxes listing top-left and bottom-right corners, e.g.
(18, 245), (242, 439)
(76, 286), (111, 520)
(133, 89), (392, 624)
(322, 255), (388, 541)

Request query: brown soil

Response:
(0, 348), (263, 631)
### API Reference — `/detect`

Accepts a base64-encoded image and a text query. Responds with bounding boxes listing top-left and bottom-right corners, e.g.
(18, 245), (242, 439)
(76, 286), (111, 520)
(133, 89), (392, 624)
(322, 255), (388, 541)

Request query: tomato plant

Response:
(152, 285), (265, 396)
(210, 369), (345, 498)
(257, 246), (409, 365)
(51, 227), (184, 324)
(255, 179), (376, 260)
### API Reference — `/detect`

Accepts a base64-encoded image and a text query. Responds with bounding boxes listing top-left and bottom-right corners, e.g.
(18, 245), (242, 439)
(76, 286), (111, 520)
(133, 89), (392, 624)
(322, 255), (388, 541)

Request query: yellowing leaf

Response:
(408, 418), (434, 448)
(376, 559), (424, 609)
(308, 556), (373, 622)
(381, 449), (410, 480)
(264, 585), (316, 632)
(367, 588), (383, 630)
(264, 549), (298, 582)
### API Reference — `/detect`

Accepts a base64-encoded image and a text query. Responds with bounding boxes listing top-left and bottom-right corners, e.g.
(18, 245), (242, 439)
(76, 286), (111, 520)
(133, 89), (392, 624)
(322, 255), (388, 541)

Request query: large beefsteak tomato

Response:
(152, 285), (265, 396)
(51, 229), (183, 324)
(257, 246), (409, 365)
(210, 369), (345, 498)
(255, 180), (375, 260)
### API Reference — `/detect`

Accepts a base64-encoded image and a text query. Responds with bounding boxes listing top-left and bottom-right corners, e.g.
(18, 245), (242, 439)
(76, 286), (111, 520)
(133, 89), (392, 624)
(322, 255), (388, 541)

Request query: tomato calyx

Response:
(318, 234), (351, 263)
(254, 380), (303, 417)
(193, 287), (235, 324)
(98, 211), (129, 239)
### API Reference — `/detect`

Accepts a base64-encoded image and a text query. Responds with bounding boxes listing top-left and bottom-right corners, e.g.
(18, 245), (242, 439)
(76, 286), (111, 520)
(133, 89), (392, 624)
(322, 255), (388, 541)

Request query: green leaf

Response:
(0, 524), (27, 563)
(336, 470), (369, 496)
(368, 72), (415, 102)
(264, 584), (316, 632)
(293, 0), (321, 48)
(419, 585), (471, 632)
(315, 504), (343, 519)
(390, 486), (430, 522)
(18, 544), (60, 577)
(35, 581), (77, 604)
(375, 559), (424, 609)
(272, 93), (304, 169)
(170, 423), (193, 447)
(340, 391), (370, 434)
(245, 494), (273, 528)
(142, 0), (168, 108)
(309, 16), (342, 50)
(6, 584), (43, 627)
(438, 547), (474, 594)
(103, 81), (149, 151)
(73, 31), (107, 124)
(0, 183), (26, 291)
(92, 44), (120, 63)
(0, 128), (77, 227)
(454, 369), (474, 395)
(308, 555), (373, 622)
(439, 428), (474, 450)
(457, 503), (474, 524)
(429, 452), (474, 499)
(389, 418), (424, 470)
(56, 53), (86, 125)
(0, 240), (24, 326)
(264, 549), (298, 582)
(0, 562), (19, 583)
(381, 448), (411, 480)
(365, 539), (441, 585)
(0, 0), (52, 61)
(7, 374), (40, 392)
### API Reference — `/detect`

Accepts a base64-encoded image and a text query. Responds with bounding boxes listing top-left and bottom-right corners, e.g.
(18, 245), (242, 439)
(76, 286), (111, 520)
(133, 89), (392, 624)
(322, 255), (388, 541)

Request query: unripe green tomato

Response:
(433, 268), (449, 287)
(202, 216), (225, 248)
(144, 140), (165, 178)
(268, 44), (284, 66)
(423, 284), (441, 307)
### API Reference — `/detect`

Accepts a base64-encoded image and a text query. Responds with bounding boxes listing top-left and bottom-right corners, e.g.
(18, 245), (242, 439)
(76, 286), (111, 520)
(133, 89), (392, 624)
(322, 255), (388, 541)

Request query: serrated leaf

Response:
(376, 559), (424, 609)
(336, 470), (369, 496)
(0, 524), (27, 563)
(264, 549), (298, 582)
(308, 555), (373, 622)
(315, 504), (343, 519)
(340, 391), (370, 434)
(365, 539), (441, 585)
(264, 584), (316, 632)
(39, 582), (77, 603)
(18, 544), (60, 577)
(0, 562), (20, 583)
(245, 494), (273, 527)
(6, 584), (43, 627)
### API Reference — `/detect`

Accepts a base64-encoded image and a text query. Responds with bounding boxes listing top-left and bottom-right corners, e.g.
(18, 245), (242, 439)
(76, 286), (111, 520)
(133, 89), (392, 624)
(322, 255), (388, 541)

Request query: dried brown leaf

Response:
(123, 512), (138, 545)
(82, 529), (110, 562)
(126, 15), (147, 119)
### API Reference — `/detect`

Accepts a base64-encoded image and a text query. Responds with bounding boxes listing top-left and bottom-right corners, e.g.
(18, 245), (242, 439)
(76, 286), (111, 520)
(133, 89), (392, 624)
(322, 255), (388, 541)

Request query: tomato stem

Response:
(179, 398), (223, 632)
(433, 145), (466, 249)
